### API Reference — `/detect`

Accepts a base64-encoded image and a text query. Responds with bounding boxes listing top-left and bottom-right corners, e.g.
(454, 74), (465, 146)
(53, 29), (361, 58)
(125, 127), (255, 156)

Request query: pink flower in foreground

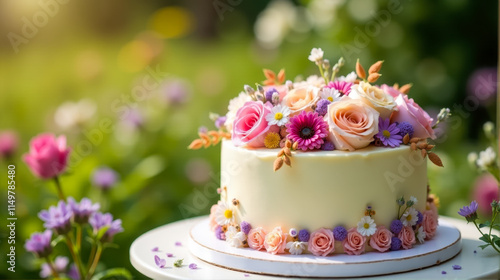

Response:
(342, 228), (366, 255)
(390, 94), (435, 139)
(23, 134), (70, 179)
(264, 227), (287, 255)
(398, 226), (416, 250)
(286, 111), (329, 151)
(0, 131), (19, 158)
(473, 174), (500, 215)
(327, 81), (353, 96)
(308, 228), (335, 256)
(247, 227), (267, 251)
(232, 101), (279, 148)
(369, 226), (393, 252)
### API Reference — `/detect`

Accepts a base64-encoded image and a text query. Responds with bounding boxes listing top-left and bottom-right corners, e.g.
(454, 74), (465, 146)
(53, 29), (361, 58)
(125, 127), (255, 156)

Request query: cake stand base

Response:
(188, 218), (462, 278)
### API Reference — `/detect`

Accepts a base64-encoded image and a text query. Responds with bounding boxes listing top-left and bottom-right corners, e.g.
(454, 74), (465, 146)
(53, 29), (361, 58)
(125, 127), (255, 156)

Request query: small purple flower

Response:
(215, 116), (227, 129)
(333, 226), (348, 241)
(89, 212), (123, 243)
(375, 118), (402, 147)
(390, 219), (403, 234)
(161, 78), (191, 105)
(390, 237), (402, 251)
(298, 229), (310, 242)
(321, 141), (335, 151)
(68, 263), (80, 280)
(166, 253), (174, 258)
(315, 99), (331, 116)
(441, 271), (447, 274)
(458, 201), (479, 222)
(25, 230), (53, 258)
(91, 167), (119, 190)
(175, 241), (182, 246)
(152, 247), (159, 252)
(189, 263), (198, 269)
(452, 265), (462, 270)
(123, 108), (144, 129)
(265, 88), (278, 102)
(240, 221), (251, 235)
(397, 122), (414, 138)
(38, 201), (73, 235)
(40, 256), (68, 278)
(154, 255), (166, 268)
(416, 211), (423, 225)
(68, 197), (100, 224)
(215, 226), (225, 240)
(198, 126), (208, 134)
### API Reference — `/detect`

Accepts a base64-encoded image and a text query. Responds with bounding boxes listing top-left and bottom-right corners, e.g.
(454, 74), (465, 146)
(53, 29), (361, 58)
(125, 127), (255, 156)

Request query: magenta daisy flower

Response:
(286, 111), (329, 151)
(326, 81), (353, 96)
(375, 118), (402, 147)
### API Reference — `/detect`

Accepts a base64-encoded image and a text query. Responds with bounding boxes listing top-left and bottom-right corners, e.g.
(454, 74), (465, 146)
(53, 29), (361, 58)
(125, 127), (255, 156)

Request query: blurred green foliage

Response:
(0, 0), (497, 278)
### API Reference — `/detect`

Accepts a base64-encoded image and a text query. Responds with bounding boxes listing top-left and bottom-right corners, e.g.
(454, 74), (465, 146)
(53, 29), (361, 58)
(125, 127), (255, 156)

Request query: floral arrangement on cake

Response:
(188, 48), (450, 171)
(207, 189), (439, 256)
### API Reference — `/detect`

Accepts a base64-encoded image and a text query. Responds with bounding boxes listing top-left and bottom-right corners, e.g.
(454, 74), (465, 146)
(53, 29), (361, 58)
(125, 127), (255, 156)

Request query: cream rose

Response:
(281, 86), (319, 116)
(325, 96), (380, 151)
(264, 227), (287, 255)
(350, 82), (397, 118)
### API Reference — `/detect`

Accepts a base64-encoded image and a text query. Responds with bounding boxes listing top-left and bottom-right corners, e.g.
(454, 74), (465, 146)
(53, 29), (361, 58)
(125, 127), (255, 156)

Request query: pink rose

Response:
(398, 226), (416, 249)
(390, 95), (436, 139)
(208, 204), (218, 232)
(369, 226), (393, 252)
(247, 227), (267, 251)
(325, 97), (380, 151)
(23, 134), (71, 179)
(0, 131), (19, 158)
(308, 228), (335, 256)
(281, 86), (319, 116)
(342, 228), (366, 255)
(423, 210), (438, 239)
(380, 84), (403, 99)
(232, 101), (279, 148)
(264, 227), (287, 255)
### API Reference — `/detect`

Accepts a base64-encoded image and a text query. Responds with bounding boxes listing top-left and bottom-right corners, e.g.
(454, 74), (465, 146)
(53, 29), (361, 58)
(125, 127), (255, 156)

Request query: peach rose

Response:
(325, 96), (380, 151)
(247, 227), (267, 251)
(264, 227), (288, 255)
(350, 82), (397, 118)
(308, 228), (335, 256)
(398, 226), (416, 249)
(232, 101), (279, 148)
(208, 204), (218, 232)
(390, 94), (436, 139)
(342, 228), (366, 255)
(369, 226), (393, 252)
(423, 210), (438, 239)
(281, 86), (319, 116)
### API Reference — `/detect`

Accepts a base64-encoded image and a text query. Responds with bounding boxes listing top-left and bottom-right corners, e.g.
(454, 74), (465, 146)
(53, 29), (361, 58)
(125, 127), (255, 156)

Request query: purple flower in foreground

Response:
(215, 116), (227, 129)
(458, 201), (479, 222)
(40, 256), (68, 278)
(452, 265), (462, 270)
(25, 230), (52, 258)
(390, 219), (403, 234)
(38, 201), (72, 235)
(375, 118), (402, 147)
(189, 263), (198, 269)
(68, 263), (80, 280)
(265, 88), (278, 102)
(315, 99), (331, 116)
(333, 226), (348, 241)
(397, 122), (414, 138)
(390, 237), (402, 251)
(321, 141), (335, 151)
(286, 111), (329, 151)
(91, 167), (119, 190)
(68, 197), (100, 224)
(298, 229), (310, 242)
(89, 212), (123, 243)
(240, 221), (251, 235)
(215, 226), (225, 240)
(154, 255), (166, 268)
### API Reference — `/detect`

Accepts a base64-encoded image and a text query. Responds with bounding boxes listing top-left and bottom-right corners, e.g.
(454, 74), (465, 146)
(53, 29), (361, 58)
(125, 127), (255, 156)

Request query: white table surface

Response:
(130, 216), (500, 279)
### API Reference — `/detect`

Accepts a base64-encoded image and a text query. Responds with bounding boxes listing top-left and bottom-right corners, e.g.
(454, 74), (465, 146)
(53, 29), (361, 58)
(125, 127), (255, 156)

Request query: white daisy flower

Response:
(215, 201), (235, 225)
(320, 88), (341, 102)
(308, 48), (324, 64)
(357, 216), (377, 236)
(401, 207), (419, 227)
(225, 226), (246, 248)
(225, 92), (252, 131)
(286, 241), (307, 255)
(476, 147), (496, 170)
(336, 71), (357, 83)
(416, 226), (426, 243)
(265, 105), (291, 126)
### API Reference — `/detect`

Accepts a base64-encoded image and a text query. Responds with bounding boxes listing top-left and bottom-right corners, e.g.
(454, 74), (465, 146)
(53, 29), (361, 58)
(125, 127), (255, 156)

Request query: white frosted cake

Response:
(189, 48), (448, 256)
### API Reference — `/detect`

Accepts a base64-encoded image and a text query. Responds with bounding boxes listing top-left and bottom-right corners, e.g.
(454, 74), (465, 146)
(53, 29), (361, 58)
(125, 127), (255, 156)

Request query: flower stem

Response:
(317, 64), (328, 84)
(45, 257), (60, 279)
(53, 176), (66, 202)
(473, 220), (500, 253)
(86, 244), (103, 280)
(65, 235), (86, 280)
(488, 211), (500, 253)
(87, 243), (97, 269)
(76, 224), (82, 251)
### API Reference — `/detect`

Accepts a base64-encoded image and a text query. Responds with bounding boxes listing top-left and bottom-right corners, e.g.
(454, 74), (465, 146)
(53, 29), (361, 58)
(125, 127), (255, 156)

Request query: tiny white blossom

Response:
(226, 226), (247, 248)
(336, 71), (357, 83)
(476, 147), (496, 170)
(285, 241), (307, 255)
(266, 105), (291, 126)
(357, 216), (377, 236)
(416, 226), (426, 243)
(409, 196), (418, 205)
(401, 207), (419, 227)
(308, 48), (324, 64)
(320, 88), (341, 102)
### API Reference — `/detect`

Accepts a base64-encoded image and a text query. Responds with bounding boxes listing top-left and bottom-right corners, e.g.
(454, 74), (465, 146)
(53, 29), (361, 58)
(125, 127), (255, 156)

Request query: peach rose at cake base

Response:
(369, 226), (393, 252)
(281, 86), (320, 116)
(349, 82), (397, 118)
(325, 97), (380, 151)
(308, 228), (335, 256)
(264, 227), (288, 254)
(23, 134), (71, 179)
(398, 226), (416, 249)
(247, 227), (267, 251)
(423, 209), (438, 239)
(342, 228), (366, 255)
(391, 94), (436, 139)
(232, 101), (279, 148)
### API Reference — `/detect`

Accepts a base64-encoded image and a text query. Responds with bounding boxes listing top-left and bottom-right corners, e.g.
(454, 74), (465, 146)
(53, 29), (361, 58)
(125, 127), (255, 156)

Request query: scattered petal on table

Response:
(175, 241), (182, 246)
(154, 255), (166, 268)
(189, 263), (198, 269)
(152, 247), (159, 252)
(452, 265), (462, 270)
(166, 253), (174, 258)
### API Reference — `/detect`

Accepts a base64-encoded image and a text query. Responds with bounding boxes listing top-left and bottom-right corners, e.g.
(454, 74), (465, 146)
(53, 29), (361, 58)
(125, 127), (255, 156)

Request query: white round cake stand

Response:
(130, 216), (500, 279)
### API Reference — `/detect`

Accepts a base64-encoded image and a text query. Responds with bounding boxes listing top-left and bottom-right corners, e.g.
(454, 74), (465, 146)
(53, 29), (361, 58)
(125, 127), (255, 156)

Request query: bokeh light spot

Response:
(347, 0), (377, 22)
(117, 40), (154, 72)
(150, 6), (193, 39)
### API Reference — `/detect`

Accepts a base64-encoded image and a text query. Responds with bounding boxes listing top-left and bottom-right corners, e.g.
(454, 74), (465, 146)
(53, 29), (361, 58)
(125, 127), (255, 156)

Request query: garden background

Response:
(0, 0), (497, 278)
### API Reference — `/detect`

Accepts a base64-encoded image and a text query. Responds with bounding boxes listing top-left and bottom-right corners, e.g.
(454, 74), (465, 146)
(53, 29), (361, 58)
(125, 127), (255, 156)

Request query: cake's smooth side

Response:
(221, 140), (427, 231)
